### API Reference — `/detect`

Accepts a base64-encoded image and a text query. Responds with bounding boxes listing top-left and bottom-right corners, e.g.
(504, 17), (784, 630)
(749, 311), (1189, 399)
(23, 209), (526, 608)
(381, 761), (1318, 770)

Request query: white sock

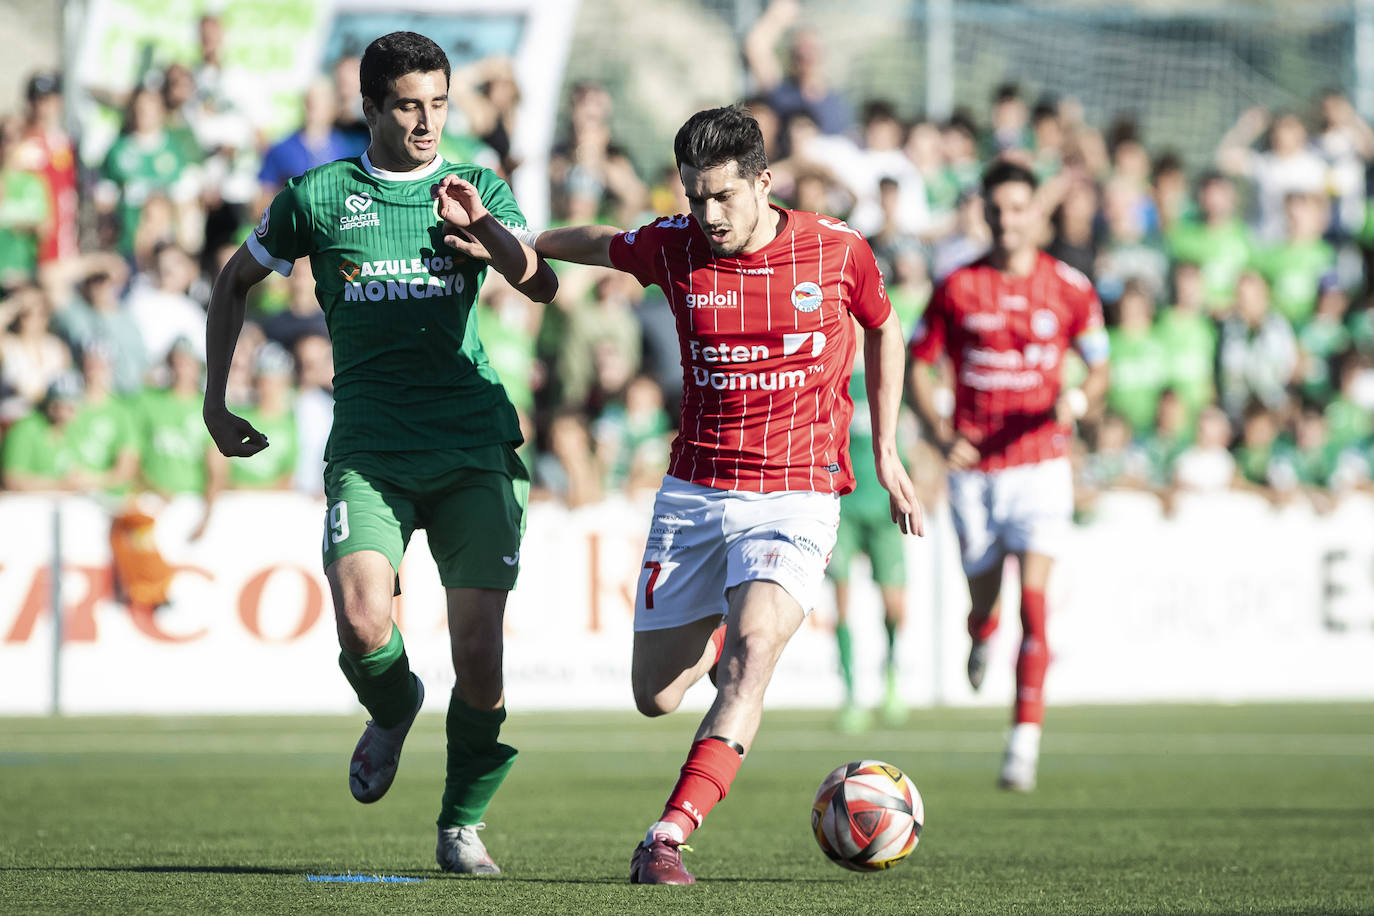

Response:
(645, 820), (685, 845)
(1008, 722), (1042, 758)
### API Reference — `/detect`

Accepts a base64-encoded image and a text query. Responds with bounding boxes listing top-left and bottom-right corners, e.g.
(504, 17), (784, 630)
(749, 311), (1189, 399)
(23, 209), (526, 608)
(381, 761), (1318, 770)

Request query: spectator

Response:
(1295, 275), (1351, 403)
(50, 254), (146, 395)
(1269, 401), (1341, 511)
(328, 55), (371, 153)
(984, 83), (1032, 157)
(1029, 98), (1064, 181)
(931, 188), (990, 281)
(744, 0), (852, 139)
(1, 371), (87, 490)
(1256, 191), (1336, 327)
(228, 342), (298, 490)
(69, 340), (140, 495)
(592, 374), (672, 494)
(125, 242), (207, 368)
(451, 57), (522, 179)
(132, 337), (224, 539)
(0, 283), (71, 422)
(843, 101), (930, 239)
(1046, 171), (1099, 281)
(548, 81), (646, 225)
(941, 111), (984, 195)
(1150, 151), (1188, 235)
(882, 242), (933, 334)
(1324, 349), (1374, 450)
(1217, 270), (1298, 422)
(290, 332), (333, 497)
(0, 117), (51, 286)
(256, 78), (358, 205)
(1232, 399), (1283, 502)
(1138, 387), (1194, 494)
(96, 85), (200, 256)
(1167, 170), (1255, 315)
(1218, 107), (1325, 242)
(1075, 410), (1149, 517)
(554, 271), (641, 412)
(1173, 405), (1237, 494)
(904, 118), (959, 231)
(1106, 279), (1169, 436)
(1315, 90), (1373, 240)
(1095, 177), (1169, 304)
(533, 410), (602, 508)
(1155, 261), (1218, 421)
(12, 71), (78, 265)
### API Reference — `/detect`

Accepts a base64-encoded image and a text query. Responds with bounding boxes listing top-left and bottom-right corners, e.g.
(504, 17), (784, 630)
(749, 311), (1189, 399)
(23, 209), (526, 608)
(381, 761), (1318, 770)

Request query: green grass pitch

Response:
(3, 703), (1371, 915)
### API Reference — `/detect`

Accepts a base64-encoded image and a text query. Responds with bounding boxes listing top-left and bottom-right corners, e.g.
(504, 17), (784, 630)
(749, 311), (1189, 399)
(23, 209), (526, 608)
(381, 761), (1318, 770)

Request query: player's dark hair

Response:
(674, 105), (769, 180)
(359, 31), (450, 107)
(981, 159), (1038, 196)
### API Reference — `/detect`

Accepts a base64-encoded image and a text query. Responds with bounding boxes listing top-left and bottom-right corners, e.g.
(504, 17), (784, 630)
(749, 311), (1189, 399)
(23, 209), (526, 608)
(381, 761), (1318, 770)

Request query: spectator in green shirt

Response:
(134, 338), (224, 538)
(1295, 276), (1351, 403)
(1139, 387), (1195, 492)
(68, 340), (139, 495)
(1232, 399), (1283, 505)
(96, 85), (198, 256)
(1256, 191), (1336, 327)
(1325, 349), (1374, 450)
(1156, 261), (1218, 421)
(1269, 401), (1343, 512)
(227, 342), (298, 490)
(1167, 170), (1254, 316)
(0, 120), (50, 286)
(1106, 279), (1169, 436)
(1, 371), (85, 490)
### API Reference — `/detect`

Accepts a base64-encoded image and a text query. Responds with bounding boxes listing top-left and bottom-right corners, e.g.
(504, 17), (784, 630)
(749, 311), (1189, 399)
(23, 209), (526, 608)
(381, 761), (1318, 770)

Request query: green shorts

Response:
(827, 508), (907, 587)
(322, 444), (529, 591)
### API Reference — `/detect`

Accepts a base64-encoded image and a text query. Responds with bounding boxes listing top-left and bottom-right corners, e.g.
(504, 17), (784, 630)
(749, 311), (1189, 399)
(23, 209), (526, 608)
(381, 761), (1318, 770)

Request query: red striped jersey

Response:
(909, 251), (1107, 472)
(609, 207), (891, 494)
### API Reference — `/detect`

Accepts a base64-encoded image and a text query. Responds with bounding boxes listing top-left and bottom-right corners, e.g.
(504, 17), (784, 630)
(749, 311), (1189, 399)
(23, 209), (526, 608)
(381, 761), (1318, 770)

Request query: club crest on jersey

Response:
(339, 259), (361, 282)
(1031, 308), (1059, 339)
(340, 192), (380, 231)
(791, 281), (823, 313)
(254, 208), (270, 238)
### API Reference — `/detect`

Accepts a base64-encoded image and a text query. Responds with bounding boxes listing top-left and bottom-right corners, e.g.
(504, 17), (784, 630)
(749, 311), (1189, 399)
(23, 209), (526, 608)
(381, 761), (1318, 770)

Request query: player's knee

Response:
(631, 678), (681, 717)
(335, 611), (391, 655)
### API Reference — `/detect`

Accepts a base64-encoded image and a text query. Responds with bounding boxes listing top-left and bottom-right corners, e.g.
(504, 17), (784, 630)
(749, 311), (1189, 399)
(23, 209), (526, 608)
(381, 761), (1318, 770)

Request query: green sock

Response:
(884, 618), (898, 670)
(337, 623), (418, 729)
(438, 694), (518, 828)
(836, 623), (855, 702)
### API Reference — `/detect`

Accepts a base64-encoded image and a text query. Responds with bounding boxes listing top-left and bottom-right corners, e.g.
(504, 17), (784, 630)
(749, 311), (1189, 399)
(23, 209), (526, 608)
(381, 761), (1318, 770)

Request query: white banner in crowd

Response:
(2, 490), (1373, 716)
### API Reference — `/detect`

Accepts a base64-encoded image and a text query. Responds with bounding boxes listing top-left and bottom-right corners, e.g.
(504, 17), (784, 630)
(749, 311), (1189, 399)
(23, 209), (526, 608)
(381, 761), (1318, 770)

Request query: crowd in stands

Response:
(2, 3), (1373, 522)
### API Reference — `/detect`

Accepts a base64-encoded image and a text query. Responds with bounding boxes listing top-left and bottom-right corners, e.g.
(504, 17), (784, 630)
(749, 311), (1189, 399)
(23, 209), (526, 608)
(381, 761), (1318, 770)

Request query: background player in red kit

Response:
(529, 106), (921, 884)
(909, 160), (1109, 792)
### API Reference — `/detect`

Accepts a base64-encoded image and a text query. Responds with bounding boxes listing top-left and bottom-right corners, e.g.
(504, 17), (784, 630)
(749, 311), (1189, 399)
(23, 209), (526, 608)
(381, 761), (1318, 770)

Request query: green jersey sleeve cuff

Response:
(247, 234), (295, 276)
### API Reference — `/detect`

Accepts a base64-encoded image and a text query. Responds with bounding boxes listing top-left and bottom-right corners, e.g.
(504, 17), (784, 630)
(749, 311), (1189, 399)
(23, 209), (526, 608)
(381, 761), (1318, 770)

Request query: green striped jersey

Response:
(247, 153), (524, 457)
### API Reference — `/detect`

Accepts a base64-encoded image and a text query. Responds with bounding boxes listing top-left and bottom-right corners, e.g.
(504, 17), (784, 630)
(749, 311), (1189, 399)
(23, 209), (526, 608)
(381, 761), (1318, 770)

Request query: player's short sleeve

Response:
(1058, 261), (1108, 366)
(246, 176), (313, 277)
(908, 280), (949, 364)
(610, 217), (677, 288)
(848, 238), (892, 329)
(474, 168), (528, 232)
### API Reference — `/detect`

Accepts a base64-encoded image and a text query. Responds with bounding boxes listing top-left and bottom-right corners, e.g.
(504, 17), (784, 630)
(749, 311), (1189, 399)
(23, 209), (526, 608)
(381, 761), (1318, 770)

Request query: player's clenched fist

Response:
(203, 404), (269, 457)
(433, 175), (488, 227)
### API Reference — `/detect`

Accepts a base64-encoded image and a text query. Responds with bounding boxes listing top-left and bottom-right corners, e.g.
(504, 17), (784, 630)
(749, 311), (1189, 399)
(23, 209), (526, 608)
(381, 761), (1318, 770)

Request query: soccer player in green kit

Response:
(202, 32), (556, 874)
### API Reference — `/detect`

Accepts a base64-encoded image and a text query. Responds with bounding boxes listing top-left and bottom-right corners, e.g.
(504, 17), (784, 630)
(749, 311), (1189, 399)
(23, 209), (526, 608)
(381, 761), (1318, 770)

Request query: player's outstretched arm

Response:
(864, 308), (924, 536)
(436, 176), (558, 303)
(532, 224), (620, 269)
(203, 244), (271, 458)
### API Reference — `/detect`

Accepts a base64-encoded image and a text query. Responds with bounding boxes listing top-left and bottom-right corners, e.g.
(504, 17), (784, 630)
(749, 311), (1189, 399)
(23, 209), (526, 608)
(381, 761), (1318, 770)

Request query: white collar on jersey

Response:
(360, 150), (445, 181)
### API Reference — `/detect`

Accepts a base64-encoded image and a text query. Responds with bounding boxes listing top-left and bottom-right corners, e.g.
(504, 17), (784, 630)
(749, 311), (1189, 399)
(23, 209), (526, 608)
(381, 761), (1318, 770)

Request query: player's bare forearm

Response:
(534, 224), (620, 269)
(864, 310), (924, 535)
(465, 214), (557, 303)
(203, 245), (271, 458)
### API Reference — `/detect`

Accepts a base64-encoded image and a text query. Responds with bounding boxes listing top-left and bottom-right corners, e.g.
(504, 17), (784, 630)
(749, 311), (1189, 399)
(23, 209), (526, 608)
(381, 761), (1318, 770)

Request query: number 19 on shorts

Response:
(323, 501), (350, 551)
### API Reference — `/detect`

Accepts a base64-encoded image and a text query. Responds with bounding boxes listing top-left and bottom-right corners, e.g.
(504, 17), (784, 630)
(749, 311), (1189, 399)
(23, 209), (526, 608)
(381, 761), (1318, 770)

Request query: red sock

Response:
(967, 610), (999, 643)
(1015, 587), (1049, 725)
(660, 738), (743, 839)
(710, 623), (726, 666)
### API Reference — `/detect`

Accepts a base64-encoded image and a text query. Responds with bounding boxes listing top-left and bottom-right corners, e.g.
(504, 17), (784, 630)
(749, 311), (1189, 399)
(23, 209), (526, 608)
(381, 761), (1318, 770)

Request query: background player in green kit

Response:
(202, 32), (557, 875)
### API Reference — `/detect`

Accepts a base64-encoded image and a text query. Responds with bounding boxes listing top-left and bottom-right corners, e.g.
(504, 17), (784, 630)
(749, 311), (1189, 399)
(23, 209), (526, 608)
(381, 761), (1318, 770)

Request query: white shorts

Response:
(633, 476), (841, 631)
(947, 457), (1073, 576)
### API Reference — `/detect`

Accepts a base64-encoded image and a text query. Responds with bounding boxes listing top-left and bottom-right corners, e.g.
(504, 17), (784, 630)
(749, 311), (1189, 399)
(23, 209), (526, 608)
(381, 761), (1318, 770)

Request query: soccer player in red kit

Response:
(909, 160), (1109, 792)
(530, 106), (922, 883)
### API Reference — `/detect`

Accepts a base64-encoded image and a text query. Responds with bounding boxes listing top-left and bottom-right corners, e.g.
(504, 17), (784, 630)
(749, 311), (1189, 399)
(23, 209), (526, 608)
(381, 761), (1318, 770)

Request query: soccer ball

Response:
(811, 760), (924, 871)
